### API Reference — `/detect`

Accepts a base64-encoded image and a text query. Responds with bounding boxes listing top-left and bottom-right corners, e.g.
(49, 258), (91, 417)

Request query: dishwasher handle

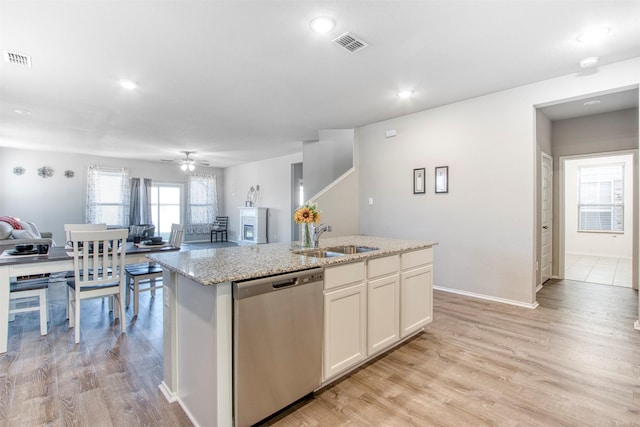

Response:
(233, 268), (323, 300)
(272, 277), (299, 289)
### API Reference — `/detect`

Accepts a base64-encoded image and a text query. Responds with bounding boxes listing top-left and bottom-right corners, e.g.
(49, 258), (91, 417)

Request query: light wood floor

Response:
(1, 278), (638, 426)
(270, 279), (640, 426)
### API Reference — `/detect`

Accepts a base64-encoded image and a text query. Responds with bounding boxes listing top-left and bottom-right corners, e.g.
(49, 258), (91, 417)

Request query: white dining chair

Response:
(9, 277), (49, 335)
(125, 223), (184, 317)
(66, 228), (128, 344)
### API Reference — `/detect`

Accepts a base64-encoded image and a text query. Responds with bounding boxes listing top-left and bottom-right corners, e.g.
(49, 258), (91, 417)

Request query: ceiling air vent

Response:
(3, 51), (32, 67)
(332, 32), (369, 53)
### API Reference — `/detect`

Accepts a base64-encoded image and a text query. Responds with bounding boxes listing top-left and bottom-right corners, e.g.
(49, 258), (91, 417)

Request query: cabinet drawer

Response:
(325, 261), (365, 290)
(367, 255), (399, 279)
(401, 248), (433, 270)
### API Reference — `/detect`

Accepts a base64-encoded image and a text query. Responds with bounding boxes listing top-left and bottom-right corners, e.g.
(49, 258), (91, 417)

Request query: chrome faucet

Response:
(313, 224), (332, 248)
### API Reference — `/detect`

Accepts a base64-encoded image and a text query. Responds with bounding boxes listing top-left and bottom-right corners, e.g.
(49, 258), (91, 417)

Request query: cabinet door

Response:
(400, 265), (433, 337)
(323, 283), (366, 381)
(367, 274), (399, 356)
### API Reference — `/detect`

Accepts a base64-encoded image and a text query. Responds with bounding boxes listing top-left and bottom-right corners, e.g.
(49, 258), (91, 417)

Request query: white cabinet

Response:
(367, 255), (400, 356)
(323, 262), (366, 381)
(322, 247), (434, 384)
(400, 248), (433, 337)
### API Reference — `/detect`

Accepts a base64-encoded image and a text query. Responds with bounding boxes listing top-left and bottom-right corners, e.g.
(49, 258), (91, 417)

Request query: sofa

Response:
(0, 217), (54, 254)
(107, 223), (156, 242)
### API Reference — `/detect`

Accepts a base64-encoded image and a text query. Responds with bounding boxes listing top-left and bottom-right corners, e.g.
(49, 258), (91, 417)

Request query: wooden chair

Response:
(125, 223), (184, 317)
(9, 277), (49, 335)
(66, 229), (128, 344)
(210, 216), (228, 242)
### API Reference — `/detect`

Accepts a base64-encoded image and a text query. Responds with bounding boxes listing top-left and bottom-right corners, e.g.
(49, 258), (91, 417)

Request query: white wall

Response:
(357, 57), (640, 306)
(0, 147), (224, 243)
(564, 154), (633, 258)
(311, 169), (359, 238)
(303, 129), (354, 199)
(223, 152), (302, 243)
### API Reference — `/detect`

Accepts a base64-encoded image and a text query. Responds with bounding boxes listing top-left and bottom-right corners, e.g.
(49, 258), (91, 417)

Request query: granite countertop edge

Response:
(147, 235), (437, 286)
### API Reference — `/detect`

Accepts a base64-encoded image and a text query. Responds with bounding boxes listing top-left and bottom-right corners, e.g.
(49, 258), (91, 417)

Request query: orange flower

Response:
(294, 203), (321, 224)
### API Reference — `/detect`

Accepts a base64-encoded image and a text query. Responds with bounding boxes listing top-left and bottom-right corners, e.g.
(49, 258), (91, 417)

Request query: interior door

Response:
(541, 153), (553, 284)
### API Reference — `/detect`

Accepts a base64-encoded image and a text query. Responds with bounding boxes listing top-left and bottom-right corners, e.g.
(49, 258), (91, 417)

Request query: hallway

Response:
(565, 253), (632, 287)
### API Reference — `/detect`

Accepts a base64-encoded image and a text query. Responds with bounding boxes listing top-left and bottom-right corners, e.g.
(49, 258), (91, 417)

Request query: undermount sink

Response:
(292, 245), (379, 258)
(325, 245), (378, 254)
(292, 249), (345, 258)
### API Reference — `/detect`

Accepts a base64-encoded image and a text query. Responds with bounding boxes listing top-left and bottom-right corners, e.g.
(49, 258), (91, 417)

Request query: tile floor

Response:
(565, 253), (632, 287)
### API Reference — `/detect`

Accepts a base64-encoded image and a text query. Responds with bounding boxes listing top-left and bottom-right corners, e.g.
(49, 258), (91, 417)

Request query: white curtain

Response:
(86, 165), (130, 226)
(186, 174), (218, 234)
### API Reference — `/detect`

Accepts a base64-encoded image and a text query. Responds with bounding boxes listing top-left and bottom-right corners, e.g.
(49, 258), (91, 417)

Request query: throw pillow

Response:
(11, 229), (36, 239)
(0, 221), (12, 239)
(20, 221), (42, 238)
(129, 225), (147, 237)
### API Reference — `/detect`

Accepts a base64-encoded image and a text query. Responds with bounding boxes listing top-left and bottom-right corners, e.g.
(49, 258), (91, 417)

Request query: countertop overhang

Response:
(148, 235), (436, 286)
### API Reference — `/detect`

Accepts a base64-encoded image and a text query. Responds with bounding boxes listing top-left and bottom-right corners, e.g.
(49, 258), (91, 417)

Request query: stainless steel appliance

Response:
(233, 268), (324, 427)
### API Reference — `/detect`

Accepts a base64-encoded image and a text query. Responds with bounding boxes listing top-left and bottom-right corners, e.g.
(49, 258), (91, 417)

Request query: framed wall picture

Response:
(413, 168), (425, 194)
(435, 166), (448, 193)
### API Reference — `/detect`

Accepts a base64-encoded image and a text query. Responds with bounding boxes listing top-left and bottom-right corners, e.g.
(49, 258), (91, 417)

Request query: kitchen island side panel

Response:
(176, 275), (233, 427)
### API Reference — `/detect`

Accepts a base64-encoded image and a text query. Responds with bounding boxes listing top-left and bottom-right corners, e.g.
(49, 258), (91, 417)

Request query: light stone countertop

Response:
(147, 235), (437, 286)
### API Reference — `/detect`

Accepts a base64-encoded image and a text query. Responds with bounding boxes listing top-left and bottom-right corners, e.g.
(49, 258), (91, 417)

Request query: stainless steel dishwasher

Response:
(233, 268), (324, 427)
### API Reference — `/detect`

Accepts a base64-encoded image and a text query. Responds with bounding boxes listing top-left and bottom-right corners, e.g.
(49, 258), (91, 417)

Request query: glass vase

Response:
(301, 223), (314, 248)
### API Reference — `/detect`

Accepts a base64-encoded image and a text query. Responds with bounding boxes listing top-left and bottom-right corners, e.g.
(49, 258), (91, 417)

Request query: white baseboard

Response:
(634, 320), (640, 331)
(536, 284), (543, 293)
(433, 285), (539, 309)
(158, 381), (177, 403)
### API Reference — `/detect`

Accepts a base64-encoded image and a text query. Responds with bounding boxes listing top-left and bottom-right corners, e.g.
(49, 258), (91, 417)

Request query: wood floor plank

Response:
(2, 275), (639, 426)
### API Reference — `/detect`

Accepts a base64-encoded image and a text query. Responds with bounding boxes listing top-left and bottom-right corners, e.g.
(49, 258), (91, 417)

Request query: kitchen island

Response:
(149, 235), (436, 427)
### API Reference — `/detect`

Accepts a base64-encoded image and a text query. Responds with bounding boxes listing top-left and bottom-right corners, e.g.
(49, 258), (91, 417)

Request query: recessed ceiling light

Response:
(584, 100), (601, 106)
(13, 109), (31, 115)
(397, 90), (414, 99)
(119, 79), (138, 90)
(579, 56), (599, 68)
(577, 27), (610, 43)
(309, 16), (335, 33)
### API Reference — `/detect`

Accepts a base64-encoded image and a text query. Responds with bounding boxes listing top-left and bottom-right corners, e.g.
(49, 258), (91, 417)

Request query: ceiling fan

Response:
(161, 151), (210, 171)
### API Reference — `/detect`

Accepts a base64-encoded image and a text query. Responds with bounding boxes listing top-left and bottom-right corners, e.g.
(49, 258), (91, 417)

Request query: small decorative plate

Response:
(64, 170), (75, 178)
(13, 166), (25, 176)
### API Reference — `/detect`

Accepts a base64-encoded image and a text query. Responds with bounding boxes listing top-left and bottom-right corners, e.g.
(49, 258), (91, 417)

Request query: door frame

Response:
(558, 149), (638, 289)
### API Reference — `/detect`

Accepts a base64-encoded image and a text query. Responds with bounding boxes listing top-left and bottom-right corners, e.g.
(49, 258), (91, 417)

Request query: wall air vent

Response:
(332, 32), (369, 53)
(3, 51), (32, 67)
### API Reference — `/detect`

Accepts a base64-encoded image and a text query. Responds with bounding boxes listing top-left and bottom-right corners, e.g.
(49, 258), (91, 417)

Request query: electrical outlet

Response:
(368, 197), (374, 205)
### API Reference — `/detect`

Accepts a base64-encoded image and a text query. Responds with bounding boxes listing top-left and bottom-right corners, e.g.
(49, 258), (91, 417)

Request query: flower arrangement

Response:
(293, 202), (321, 225)
(294, 202), (320, 248)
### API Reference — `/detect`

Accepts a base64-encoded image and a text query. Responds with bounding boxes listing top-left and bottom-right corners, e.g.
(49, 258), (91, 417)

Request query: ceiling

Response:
(1, 1), (639, 168)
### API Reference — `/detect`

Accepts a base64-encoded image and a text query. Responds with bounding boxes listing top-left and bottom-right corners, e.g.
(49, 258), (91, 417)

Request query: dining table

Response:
(0, 242), (180, 353)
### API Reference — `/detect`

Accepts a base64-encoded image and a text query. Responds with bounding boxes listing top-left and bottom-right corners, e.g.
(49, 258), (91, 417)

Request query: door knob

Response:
(542, 226), (549, 229)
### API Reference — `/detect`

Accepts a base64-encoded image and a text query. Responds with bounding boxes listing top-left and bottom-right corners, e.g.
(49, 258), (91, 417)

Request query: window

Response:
(151, 183), (182, 238)
(578, 164), (624, 232)
(86, 166), (130, 225)
(186, 174), (218, 234)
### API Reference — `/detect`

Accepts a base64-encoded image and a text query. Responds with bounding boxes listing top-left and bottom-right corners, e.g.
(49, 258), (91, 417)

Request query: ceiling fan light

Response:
(180, 164), (187, 171)
(188, 164), (195, 171)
